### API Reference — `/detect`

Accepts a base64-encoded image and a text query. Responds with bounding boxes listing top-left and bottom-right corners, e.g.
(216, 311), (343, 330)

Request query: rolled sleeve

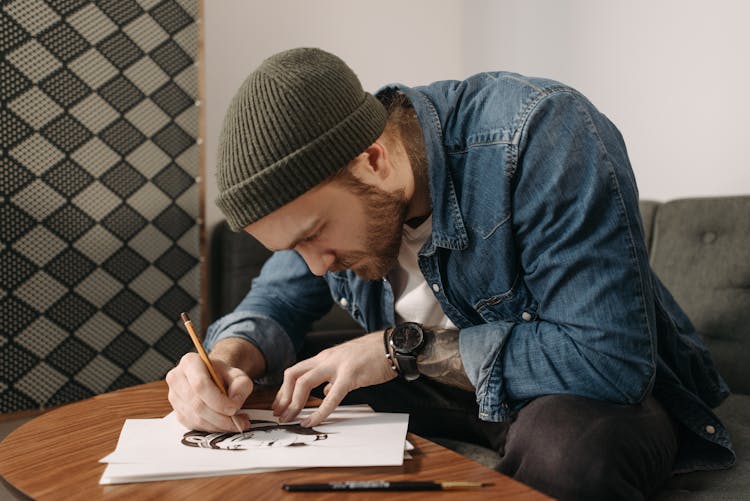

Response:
(459, 320), (515, 421)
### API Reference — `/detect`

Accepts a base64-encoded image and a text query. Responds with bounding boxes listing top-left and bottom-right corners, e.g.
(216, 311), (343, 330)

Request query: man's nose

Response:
(297, 247), (335, 276)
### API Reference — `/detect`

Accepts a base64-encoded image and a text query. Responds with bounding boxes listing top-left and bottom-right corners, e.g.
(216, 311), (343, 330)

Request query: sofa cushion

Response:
(639, 200), (660, 251)
(648, 196), (750, 395)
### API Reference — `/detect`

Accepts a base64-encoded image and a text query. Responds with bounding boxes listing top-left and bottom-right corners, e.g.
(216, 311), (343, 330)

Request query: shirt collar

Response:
(376, 84), (468, 256)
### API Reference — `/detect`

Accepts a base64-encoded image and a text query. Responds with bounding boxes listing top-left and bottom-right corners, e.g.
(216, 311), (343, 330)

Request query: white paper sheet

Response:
(99, 405), (409, 484)
(100, 463), (290, 484)
(101, 443), (416, 484)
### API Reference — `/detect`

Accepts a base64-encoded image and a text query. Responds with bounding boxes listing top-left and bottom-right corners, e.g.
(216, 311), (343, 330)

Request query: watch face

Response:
(390, 323), (423, 353)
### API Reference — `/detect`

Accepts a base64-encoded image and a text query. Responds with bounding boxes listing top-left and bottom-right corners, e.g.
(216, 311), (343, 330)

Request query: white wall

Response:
(203, 0), (465, 230)
(204, 0), (750, 233)
(463, 0), (750, 201)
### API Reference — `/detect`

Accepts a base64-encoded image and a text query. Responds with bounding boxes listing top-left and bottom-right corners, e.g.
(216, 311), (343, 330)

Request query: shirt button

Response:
(705, 425), (716, 434)
(339, 298), (348, 307)
(431, 283), (440, 293)
(521, 311), (532, 321)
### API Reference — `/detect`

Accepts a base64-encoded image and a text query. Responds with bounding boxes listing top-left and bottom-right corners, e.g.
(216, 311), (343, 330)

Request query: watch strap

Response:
(383, 327), (397, 373)
(394, 352), (420, 381)
(388, 322), (424, 381)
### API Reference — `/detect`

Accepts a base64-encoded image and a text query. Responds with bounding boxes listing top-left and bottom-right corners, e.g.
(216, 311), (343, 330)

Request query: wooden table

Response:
(0, 381), (549, 500)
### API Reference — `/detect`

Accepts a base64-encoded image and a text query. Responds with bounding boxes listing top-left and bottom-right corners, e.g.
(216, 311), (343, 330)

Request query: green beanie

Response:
(215, 47), (387, 231)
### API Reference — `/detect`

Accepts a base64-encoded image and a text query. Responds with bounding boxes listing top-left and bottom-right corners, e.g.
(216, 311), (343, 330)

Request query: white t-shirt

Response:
(389, 215), (458, 330)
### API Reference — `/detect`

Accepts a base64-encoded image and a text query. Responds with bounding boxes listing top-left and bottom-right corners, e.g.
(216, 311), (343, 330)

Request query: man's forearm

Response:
(417, 329), (474, 392)
(209, 337), (267, 379)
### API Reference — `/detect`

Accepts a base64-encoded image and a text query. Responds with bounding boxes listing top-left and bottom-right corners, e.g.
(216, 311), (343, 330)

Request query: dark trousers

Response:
(333, 377), (678, 501)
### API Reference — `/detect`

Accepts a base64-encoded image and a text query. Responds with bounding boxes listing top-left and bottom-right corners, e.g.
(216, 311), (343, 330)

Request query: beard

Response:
(329, 182), (408, 281)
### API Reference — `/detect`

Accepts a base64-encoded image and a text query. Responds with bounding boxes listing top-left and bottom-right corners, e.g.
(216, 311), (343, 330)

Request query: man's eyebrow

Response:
(282, 219), (319, 250)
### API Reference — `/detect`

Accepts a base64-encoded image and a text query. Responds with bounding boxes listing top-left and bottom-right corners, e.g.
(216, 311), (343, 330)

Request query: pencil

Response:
(180, 312), (244, 434)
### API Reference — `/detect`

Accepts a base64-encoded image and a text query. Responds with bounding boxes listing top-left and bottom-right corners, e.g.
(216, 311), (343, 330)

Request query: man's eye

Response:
(303, 232), (319, 243)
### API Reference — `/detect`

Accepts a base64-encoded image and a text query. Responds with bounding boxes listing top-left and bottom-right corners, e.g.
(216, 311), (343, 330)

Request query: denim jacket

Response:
(206, 72), (733, 472)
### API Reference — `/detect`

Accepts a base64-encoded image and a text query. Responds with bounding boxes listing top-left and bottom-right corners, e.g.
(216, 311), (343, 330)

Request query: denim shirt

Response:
(206, 72), (733, 473)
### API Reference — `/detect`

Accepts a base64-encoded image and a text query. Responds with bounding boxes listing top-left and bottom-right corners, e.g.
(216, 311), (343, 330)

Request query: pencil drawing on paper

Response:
(181, 420), (328, 450)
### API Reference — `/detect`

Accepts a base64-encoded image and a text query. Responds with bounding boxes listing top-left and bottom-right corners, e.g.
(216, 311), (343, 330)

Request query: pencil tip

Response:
(180, 312), (190, 323)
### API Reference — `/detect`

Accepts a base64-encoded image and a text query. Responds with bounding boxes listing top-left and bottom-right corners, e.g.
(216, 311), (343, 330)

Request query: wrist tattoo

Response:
(417, 328), (474, 392)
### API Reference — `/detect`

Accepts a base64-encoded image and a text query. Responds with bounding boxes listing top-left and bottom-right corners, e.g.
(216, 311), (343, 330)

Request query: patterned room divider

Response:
(1, 0), (201, 412)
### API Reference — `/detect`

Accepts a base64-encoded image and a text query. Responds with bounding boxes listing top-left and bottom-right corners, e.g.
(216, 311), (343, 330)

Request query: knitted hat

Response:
(216, 47), (387, 231)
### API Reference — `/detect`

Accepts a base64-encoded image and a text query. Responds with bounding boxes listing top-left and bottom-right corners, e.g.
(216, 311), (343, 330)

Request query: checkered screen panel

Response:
(1, 0), (200, 412)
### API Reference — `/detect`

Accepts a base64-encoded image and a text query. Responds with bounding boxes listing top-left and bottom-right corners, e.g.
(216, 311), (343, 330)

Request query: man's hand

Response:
(166, 337), (265, 432)
(272, 331), (397, 427)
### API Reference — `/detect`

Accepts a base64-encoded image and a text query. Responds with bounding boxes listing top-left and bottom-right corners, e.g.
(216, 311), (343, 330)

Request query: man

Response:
(166, 48), (733, 500)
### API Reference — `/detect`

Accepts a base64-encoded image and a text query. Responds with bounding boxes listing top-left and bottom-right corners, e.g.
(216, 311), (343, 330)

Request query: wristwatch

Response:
(388, 322), (427, 381)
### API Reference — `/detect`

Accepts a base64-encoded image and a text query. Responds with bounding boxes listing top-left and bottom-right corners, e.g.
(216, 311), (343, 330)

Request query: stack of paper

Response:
(100, 405), (410, 484)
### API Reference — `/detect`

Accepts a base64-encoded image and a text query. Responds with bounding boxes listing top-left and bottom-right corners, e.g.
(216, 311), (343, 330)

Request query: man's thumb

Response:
(227, 371), (253, 406)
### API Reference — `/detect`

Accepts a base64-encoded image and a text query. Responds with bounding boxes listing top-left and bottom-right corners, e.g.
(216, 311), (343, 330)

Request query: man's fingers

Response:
(165, 353), (253, 432)
(187, 393), (233, 430)
(274, 355), (330, 422)
(182, 354), (235, 414)
(301, 381), (348, 427)
(169, 368), (243, 431)
(229, 412), (251, 431)
(279, 368), (327, 423)
(272, 368), (297, 415)
(273, 359), (315, 415)
(175, 400), (249, 432)
(272, 335), (390, 426)
(226, 367), (253, 408)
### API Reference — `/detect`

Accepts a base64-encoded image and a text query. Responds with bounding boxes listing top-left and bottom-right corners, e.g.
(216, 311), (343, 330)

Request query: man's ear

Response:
(346, 141), (395, 189)
(355, 141), (391, 183)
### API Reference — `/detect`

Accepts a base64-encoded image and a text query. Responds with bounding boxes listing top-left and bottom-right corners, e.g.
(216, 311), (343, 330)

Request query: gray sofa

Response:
(209, 196), (749, 500)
